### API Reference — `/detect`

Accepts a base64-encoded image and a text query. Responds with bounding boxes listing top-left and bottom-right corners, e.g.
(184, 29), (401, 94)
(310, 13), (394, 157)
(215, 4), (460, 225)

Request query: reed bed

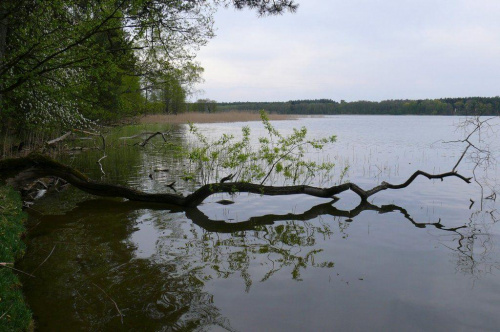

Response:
(139, 111), (301, 124)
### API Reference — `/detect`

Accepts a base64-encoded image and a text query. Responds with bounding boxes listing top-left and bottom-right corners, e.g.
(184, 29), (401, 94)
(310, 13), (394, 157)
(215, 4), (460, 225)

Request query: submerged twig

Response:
(31, 245), (56, 275)
(92, 283), (124, 324)
(0, 262), (35, 278)
(97, 155), (107, 176)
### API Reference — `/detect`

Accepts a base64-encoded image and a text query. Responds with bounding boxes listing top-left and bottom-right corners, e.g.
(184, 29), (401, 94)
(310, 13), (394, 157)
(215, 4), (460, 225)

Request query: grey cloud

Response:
(194, 0), (500, 102)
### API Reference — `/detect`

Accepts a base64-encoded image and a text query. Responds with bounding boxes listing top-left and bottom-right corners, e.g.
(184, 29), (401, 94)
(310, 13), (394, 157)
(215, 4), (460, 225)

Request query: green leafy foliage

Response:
(0, 0), (300, 151)
(0, 0), (215, 137)
(145, 65), (204, 115)
(184, 110), (340, 186)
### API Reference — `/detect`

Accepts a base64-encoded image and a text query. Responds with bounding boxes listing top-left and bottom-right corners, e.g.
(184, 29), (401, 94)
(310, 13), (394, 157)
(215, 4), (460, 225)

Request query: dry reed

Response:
(139, 111), (301, 124)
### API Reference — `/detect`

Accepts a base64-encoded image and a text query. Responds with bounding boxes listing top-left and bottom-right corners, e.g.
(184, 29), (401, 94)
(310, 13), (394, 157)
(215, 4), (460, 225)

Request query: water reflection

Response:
(20, 202), (234, 331)
(440, 209), (500, 279)
(20, 196), (499, 330)
(170, 200), (499, 283)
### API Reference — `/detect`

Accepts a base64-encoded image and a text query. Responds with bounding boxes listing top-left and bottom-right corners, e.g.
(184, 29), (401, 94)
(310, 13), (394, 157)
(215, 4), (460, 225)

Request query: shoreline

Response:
(136, 112), (468, 125)
(138, 111), (305, 124)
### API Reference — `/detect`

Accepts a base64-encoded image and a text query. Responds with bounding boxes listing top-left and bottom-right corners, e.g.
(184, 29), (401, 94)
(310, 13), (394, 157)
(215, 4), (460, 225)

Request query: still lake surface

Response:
(19, 116), (500, 331)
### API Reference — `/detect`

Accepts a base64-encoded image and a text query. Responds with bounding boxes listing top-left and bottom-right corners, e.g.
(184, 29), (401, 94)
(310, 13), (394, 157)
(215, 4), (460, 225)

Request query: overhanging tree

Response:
(0, 0), (298, 135)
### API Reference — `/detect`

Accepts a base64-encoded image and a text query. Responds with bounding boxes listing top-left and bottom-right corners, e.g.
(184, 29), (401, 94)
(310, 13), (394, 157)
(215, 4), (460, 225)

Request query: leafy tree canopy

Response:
(0, 0), (298, 130)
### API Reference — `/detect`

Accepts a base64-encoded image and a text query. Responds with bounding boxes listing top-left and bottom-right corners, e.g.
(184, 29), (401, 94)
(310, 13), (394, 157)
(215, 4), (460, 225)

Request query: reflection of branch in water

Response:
(182, 217), (335, 286)
(184, 199), (466, 233)
(167, 201), (499, 280)
(73, 198), (489, 281)
(183, 199), (496, 285)
(186, 200), (500, 284)
(29, 197), (498, 285)
(439, 210), (500, 279)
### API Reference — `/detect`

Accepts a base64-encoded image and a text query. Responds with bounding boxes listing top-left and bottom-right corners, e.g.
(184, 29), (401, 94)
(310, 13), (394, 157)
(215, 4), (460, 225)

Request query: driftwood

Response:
(45, 129), (106, 150)
(92, 282), (124, 324)
(46, 132), (72, 146)
(0, 154), (472, 208)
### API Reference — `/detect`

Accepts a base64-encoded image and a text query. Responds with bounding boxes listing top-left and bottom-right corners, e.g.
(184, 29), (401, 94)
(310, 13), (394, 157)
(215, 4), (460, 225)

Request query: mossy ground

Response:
(0, 186), (33, 331)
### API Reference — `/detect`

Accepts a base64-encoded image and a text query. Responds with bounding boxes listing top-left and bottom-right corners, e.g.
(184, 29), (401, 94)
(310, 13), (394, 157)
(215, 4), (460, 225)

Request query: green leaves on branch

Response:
(0, 0), (299, 135)
(184, 111), (340, 186)
(0, 0), (215, 130)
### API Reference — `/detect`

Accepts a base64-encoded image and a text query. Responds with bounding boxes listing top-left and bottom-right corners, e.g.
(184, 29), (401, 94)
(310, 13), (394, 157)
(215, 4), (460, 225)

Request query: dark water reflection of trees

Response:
(19, 198), (499, 330)
(20, 201), (233, 331)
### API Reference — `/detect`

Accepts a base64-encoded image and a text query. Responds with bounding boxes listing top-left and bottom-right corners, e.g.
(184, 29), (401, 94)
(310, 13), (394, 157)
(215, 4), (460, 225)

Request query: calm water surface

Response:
(18, 116), (500, 331)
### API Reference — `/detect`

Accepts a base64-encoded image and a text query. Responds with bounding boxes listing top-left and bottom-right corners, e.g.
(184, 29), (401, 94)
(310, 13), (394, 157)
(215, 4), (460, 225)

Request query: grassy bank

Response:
(139, 111), (301, 124)
(0, 186), (32, 331)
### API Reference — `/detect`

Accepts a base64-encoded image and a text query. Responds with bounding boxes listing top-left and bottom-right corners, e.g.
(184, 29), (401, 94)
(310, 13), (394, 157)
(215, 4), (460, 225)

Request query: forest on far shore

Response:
(216, 96), (500, 115)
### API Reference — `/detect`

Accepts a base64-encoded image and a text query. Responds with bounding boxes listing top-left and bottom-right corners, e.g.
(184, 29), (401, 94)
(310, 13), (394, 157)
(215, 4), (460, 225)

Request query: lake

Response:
(18, 115), (500, 331)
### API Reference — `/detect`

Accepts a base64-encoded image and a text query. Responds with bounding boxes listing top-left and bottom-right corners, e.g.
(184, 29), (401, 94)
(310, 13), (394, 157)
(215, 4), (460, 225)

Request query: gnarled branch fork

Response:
(119, 132), (169, 147)
(0, 154), (472, 208)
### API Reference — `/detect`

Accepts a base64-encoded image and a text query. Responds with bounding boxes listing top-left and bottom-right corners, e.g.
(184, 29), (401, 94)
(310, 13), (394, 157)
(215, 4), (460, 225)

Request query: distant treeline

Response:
(217, 97), (500, 115)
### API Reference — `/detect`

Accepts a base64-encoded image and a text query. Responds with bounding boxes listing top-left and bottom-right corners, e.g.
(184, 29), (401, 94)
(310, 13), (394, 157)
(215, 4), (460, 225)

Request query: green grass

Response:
(0, 186), (32, 331)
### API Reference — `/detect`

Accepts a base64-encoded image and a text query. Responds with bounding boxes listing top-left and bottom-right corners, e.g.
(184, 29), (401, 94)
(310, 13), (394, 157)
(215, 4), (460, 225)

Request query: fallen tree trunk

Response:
(0, 154), (472, 208)
(46, 132), (72, 146)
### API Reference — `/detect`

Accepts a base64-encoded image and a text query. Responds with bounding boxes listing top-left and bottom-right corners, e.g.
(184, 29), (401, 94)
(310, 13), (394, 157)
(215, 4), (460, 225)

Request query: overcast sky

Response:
(194, 0), (500, 102)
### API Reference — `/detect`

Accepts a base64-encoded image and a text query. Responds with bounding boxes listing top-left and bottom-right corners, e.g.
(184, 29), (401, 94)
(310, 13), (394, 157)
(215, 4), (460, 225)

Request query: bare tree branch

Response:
(0, 154), (472, 208)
